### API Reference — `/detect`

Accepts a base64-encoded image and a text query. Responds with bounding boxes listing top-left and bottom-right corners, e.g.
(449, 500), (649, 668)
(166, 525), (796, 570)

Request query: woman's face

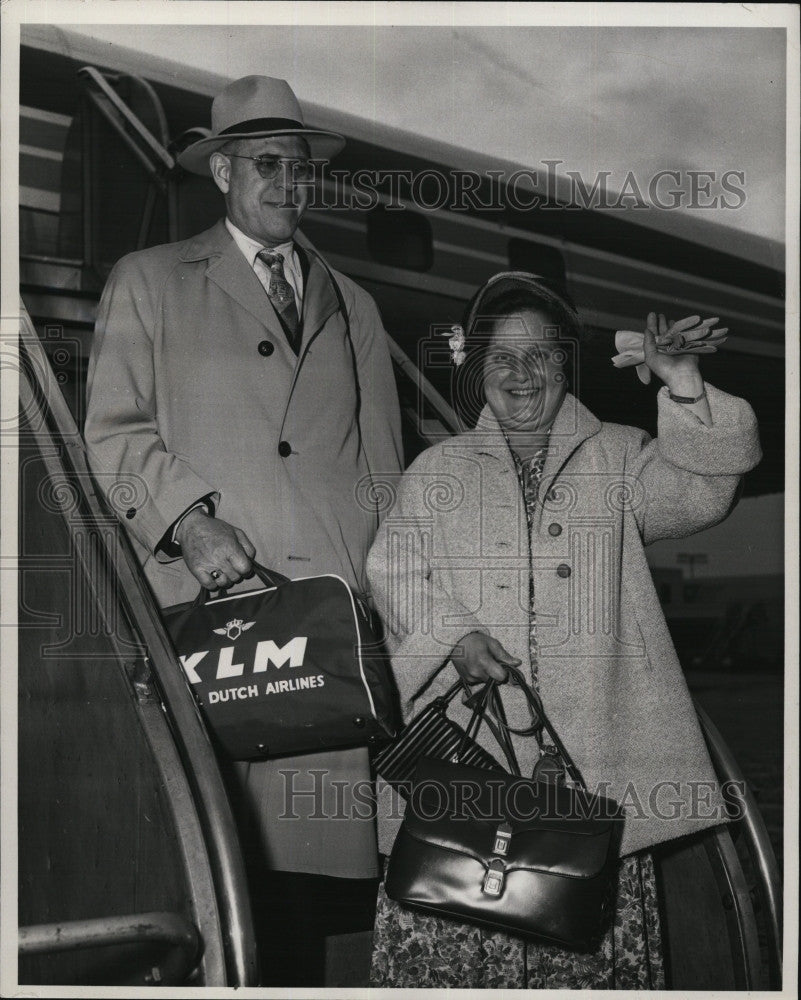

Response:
(482, 309), (569, 434)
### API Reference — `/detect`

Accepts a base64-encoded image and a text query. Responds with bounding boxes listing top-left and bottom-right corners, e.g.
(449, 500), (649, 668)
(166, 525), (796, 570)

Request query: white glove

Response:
(612, 315), (728, 384)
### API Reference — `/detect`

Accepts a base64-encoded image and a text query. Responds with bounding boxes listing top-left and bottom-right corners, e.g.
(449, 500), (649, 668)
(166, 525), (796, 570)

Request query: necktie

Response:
(257, 248), (301, 354)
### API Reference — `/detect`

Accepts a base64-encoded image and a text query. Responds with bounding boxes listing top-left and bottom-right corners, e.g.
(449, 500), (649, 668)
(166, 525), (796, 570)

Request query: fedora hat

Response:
(177, 75), (345, 176)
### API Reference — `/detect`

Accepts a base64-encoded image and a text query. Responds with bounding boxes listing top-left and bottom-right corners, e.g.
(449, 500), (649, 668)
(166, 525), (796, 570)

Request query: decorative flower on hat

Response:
(444, 324), (467, 366)
(612, 315), (728, 384)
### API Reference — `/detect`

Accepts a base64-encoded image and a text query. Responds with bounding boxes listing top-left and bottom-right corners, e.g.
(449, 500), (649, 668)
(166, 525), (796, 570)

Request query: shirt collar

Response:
(225, 217), (295, 268)
(503, 426), (552, 471)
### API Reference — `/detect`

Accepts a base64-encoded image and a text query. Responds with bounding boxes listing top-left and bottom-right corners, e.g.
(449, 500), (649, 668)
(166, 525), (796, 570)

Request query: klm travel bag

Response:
(384, 666), (624, 949)
(163, 564), (397, 760)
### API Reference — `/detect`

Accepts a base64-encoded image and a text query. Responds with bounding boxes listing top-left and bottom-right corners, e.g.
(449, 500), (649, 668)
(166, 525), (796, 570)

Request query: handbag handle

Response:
(440, 676), (523, 777)
(432, 666), (585, 786)
(492, 665), (586, 788)
(193, 560), (291, 606)
(455, 679), (499, 756)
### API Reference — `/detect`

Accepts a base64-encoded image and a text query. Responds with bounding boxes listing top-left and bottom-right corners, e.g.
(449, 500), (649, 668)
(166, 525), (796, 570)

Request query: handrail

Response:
(77, 66), (179, 256)
(18, 303), (258, 986)
(387, 336), (460, 441)
(78, 66), (174, 171)
(694, 698), (783, 986)
(85, 87), (167, 187)
(19, 912), (199, 986)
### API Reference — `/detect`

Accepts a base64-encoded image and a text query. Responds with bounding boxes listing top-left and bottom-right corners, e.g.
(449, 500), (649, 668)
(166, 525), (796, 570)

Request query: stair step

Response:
(21, 287), (98, 329)
(20, 256), (89, 290)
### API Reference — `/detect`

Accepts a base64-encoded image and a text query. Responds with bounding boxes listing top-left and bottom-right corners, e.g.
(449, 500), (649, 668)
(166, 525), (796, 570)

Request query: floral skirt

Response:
(369, 851), (665, 989)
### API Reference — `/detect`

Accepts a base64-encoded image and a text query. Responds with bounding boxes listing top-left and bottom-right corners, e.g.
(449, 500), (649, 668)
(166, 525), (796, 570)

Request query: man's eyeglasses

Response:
(225, 153), (314, 181)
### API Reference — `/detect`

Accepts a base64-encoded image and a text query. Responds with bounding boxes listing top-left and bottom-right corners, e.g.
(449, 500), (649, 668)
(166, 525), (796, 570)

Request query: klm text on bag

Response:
(165, 574), (396, 760)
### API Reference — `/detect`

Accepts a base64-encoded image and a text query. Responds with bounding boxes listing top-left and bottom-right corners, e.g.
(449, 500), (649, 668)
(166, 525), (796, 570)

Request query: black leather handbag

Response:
(163, 563), (397, 759)
(384, 665), (624, 950)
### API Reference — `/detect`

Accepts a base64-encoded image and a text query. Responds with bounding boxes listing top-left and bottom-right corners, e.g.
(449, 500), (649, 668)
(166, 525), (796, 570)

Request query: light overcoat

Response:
(85, 219), (403, 878)
(367, 385), (761, 856)
(85, 219), (403, 605)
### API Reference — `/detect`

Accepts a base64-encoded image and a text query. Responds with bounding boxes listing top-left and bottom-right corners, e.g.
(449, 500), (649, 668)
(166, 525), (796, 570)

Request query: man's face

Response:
(210, 136), (311, 246)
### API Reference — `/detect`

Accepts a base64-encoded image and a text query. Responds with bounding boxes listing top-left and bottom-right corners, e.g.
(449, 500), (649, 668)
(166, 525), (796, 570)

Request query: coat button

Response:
(125, 508), (136, 520)
(556, 563), (571, 578)
(257, 340), (274, 357)
(548, 523), (562, 536)
(278, 440), (292, 457)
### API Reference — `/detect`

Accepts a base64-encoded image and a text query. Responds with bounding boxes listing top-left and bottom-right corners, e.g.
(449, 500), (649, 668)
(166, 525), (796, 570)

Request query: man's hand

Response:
(451, 632), (521, 684)
(175, 508), (256, 589)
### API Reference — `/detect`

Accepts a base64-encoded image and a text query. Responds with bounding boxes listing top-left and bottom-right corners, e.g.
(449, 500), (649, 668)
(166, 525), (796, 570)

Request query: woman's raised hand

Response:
(643, 313), (714, 426)
(451, 632), (521, 683)
(642, 313), (708, 393)
(613, 313), (726, 389)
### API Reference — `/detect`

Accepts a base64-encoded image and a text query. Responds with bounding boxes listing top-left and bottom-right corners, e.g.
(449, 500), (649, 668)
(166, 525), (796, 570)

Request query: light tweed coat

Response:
(367, 384), (761, 856)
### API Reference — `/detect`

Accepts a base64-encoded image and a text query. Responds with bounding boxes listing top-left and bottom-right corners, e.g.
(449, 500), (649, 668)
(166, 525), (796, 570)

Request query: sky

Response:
(61, 23), (787, 242)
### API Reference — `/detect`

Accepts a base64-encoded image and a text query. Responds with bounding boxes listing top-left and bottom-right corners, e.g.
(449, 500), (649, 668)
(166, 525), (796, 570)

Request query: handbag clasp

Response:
(492, 821), (512, 856)
(482, 858), (506, 897)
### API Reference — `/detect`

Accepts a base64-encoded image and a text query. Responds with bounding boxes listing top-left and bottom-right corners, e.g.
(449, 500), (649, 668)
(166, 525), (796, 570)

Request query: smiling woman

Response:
(366, 270), (763, 989)
(451, 276), (582, 439)
(480, 295), (577, 458)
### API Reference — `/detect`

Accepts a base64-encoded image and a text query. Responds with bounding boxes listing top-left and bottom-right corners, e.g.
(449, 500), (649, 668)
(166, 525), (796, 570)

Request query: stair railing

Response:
(18, 301), (259, 986)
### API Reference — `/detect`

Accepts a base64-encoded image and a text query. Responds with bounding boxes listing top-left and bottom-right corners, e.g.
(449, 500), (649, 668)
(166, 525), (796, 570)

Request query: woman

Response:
(366, 272), (761, 989)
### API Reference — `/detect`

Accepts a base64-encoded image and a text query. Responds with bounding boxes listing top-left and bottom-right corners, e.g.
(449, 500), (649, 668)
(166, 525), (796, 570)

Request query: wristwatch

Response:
(668, 389), (706, 404)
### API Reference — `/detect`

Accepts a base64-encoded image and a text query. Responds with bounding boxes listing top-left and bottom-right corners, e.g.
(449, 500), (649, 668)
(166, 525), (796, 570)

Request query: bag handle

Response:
(435, 675), (523, 776)
(428, 665), (584, 783)
(492, 665), (586, 788)
(193, 560), (291, 606)
(456, 679), (498, 755)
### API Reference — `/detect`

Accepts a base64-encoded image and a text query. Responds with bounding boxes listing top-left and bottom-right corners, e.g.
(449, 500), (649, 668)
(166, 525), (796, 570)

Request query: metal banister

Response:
(18, 304), (258, 986)
(78, 66), (174, 171)
(19, 911), (200, 986)
(77, 66), (179, 259)
(387, 336), (460, 441)
(695, 698), (783, 986)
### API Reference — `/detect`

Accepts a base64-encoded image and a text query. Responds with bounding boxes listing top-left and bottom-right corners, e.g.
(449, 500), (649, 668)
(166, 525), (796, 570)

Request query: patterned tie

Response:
(256, 248), (301, 354)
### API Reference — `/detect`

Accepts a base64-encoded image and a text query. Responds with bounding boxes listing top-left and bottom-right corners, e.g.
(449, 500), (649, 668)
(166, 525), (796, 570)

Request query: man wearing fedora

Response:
(85, 76), (402, 984)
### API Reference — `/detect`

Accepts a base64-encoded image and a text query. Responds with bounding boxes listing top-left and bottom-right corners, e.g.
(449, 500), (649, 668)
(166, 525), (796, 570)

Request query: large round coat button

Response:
(548, 523), (562, 537)
(278, 441), (292, 457)
(258, 340), (274, 357)
(125, 508), (136, 520)
(556, 563), (571, 578)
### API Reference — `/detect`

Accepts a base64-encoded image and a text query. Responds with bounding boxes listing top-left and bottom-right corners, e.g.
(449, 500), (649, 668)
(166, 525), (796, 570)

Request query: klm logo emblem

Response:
(214, 618), (255, 641)
(179, 636), (308, 684)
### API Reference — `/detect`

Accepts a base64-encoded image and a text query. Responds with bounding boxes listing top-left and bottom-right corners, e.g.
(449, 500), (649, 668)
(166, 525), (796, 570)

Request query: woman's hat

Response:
(462, 271), (580, 336)
(177, 75), (346, 176)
